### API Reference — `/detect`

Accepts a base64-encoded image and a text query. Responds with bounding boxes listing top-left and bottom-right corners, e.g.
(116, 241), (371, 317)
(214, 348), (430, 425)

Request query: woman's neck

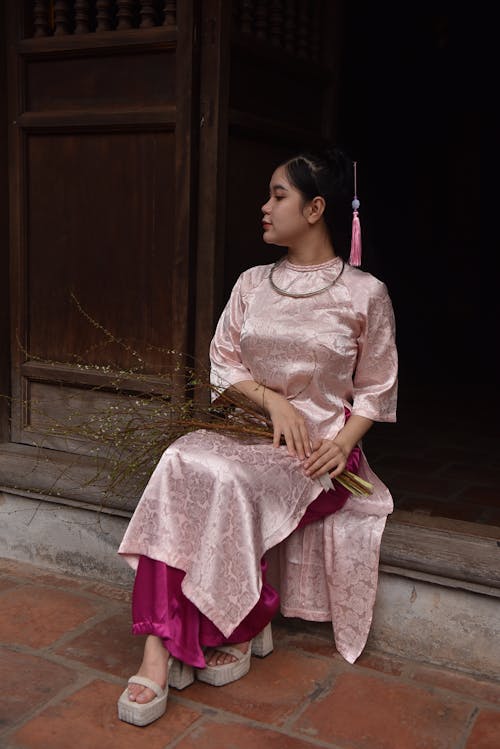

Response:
(286, 235), (336, 266)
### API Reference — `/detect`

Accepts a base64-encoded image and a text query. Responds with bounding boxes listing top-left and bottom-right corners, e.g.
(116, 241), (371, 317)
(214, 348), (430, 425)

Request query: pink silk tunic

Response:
(118, 256), (398, 663)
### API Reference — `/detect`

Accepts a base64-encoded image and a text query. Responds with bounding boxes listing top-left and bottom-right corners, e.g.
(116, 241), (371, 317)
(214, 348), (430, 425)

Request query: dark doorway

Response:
(337, 4), (498, 527)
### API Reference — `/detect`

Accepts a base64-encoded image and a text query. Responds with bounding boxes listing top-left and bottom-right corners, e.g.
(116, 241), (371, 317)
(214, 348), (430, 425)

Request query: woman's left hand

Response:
(302, 439), (348, 480)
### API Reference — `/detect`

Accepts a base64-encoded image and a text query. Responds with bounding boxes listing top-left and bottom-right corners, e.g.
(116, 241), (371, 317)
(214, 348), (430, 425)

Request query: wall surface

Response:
(371, 572), (500, 681)
(0, 492), (134, 586)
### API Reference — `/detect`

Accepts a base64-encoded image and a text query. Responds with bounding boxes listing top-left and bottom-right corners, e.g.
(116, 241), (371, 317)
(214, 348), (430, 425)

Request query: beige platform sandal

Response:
(118, 657), (194, 726)
(195, 622), (273, 687)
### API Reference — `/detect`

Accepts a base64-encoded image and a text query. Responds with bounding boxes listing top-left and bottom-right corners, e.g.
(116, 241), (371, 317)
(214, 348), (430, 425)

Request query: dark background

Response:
(337, 2), (491, 395)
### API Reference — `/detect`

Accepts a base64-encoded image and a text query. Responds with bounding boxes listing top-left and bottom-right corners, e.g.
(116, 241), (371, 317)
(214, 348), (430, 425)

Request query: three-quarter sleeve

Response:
(209, 274), (254, 395)
(351, 282), (398, 422)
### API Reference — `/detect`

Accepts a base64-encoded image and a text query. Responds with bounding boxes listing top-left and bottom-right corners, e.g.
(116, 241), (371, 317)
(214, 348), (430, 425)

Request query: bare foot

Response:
(204, 641), (250, 667)
(128, 635), (170, 704)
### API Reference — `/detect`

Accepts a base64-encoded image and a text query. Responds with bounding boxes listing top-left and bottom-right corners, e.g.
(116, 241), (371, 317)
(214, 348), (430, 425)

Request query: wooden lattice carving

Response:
(163, 1), (177, 27)
(239, 0), (254, 35)
(254, 0), (267, 40)
(284, 1), (296, 53)
(269, 0), (283, 47)
(139, 0), (156, 28)
(296, 0), (309, 58)
(96, 0), (113, 32)
(33, 0), (50, 37)
(116, 0), (134, 30)
(53, 0), (71, 36)
(74, 0), (90, 34)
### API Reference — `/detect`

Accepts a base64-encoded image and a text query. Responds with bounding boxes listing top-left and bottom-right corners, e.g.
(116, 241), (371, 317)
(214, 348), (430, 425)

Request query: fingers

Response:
(303, 440), (347, 479)
(269, 401), (311, 460)
(296, 421), (312, 460)
(273, 423), (281, 449)
(279, 423), (310, 460)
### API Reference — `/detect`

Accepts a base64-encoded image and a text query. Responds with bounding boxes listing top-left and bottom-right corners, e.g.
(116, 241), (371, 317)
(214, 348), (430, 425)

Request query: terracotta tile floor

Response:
(1, 557), (500, 749)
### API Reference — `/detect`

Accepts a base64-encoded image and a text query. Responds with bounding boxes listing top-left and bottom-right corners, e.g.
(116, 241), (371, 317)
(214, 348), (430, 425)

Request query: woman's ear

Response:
(304, 196), (326, 225)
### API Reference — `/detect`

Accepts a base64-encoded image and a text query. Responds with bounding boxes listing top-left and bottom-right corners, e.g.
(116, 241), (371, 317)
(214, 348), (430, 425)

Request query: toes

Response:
(128, 685), (155, 704)
(136, 688), (156, 704)
(127, 686), (140, 702)
(205, 650), (237, 667)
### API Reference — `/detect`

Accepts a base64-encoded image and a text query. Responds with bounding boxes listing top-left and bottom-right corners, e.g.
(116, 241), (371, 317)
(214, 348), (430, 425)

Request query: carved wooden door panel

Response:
(2, 0), (199, 509)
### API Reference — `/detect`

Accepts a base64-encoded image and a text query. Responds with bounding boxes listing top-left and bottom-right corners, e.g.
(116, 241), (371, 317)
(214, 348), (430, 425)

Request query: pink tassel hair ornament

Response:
(349, 161), (362, 266)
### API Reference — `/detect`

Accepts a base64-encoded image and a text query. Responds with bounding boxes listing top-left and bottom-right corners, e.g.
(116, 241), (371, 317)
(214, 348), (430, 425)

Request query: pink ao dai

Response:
(118, 256), (398, 663)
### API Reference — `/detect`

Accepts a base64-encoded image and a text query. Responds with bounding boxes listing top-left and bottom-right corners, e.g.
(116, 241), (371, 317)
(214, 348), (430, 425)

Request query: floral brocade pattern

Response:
(119, 429), (324, 636)
(119, 258), (398, 663)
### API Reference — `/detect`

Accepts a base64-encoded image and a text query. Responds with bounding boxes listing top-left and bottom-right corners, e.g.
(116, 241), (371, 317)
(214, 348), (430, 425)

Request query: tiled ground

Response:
(1, 557), (500, 749)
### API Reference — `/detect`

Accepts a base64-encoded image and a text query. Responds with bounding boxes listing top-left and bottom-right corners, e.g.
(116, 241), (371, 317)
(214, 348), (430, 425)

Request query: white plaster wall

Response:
(0, 491), (134, 586)
(370, 572), (500, 680)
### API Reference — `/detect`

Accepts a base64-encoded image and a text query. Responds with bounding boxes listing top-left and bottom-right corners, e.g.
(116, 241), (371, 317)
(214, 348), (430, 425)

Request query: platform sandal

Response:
(195, 622), (273, 687)
(117, 657), (194, 726)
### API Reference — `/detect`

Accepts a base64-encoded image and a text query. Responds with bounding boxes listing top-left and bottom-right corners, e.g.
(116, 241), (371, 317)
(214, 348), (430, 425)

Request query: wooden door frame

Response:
(0, 0), (10, 444)
(193, 0), (231, 370)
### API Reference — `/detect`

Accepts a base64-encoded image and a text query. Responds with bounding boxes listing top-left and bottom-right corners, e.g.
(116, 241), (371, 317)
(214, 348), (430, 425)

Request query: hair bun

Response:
(320, 145), (350, 173)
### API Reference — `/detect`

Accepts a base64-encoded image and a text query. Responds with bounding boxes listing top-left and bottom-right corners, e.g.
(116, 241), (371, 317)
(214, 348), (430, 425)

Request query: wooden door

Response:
(1, 0), (200, 510)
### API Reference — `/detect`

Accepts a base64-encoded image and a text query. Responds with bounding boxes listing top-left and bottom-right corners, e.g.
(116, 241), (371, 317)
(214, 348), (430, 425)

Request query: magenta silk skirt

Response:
(131, 444), (361, 668)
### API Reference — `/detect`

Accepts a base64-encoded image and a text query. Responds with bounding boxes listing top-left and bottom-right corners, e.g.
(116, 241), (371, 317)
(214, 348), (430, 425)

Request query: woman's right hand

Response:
(264, 391), (312, 460)
(231, 379), (311, 460)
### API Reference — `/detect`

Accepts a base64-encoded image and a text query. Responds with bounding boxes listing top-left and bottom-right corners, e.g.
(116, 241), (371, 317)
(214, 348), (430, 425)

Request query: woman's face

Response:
(261, 165), (311, 246)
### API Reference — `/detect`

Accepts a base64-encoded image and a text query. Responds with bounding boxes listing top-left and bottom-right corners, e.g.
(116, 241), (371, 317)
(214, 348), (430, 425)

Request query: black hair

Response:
(281, 146), (354, 261)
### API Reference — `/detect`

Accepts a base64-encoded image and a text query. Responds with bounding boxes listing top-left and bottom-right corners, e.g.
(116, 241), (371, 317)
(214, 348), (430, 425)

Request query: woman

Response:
(117, 147), (398, 726)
